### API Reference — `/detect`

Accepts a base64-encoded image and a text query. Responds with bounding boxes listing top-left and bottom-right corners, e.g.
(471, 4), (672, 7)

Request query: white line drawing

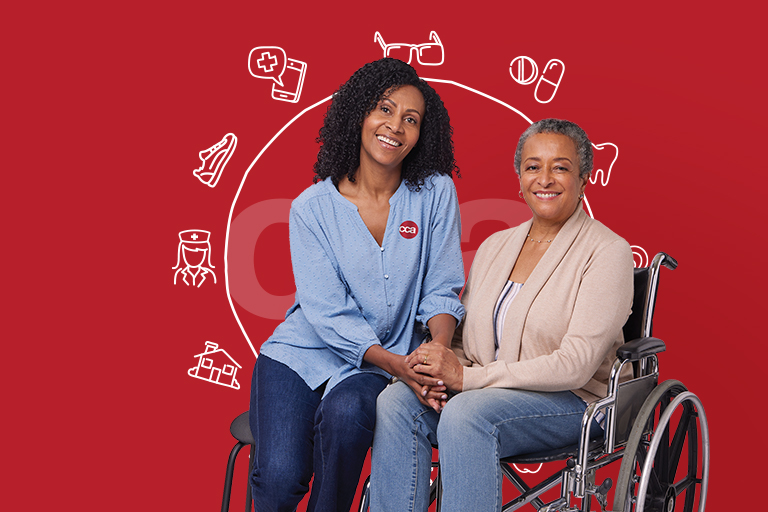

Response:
(509, 56), (538, 85)
(513, 463), (543, 474)
(221, 84), (652, 398)
(631, 245), (649, 268)
(582, 195), (595, 219)
(188, 341), (242, 390)
(590, 142), (619, 187)
(374, 31), (444, 66)
(272, 58), (306, 103)
(173, 229), (217, 287)
(534, 59), (565, 103)
(248, 46), (307, 103)
(225, 80), (651, 357)
(193, 133), (237, 188)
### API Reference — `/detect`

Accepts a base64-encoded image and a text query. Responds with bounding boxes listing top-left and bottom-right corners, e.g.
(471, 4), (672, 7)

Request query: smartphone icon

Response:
(272, 58), (306, 103)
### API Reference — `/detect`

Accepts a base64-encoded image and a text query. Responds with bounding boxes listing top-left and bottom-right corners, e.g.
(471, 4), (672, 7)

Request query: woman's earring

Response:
(579, 193), (584, 200)
(519, 190), (524, 199)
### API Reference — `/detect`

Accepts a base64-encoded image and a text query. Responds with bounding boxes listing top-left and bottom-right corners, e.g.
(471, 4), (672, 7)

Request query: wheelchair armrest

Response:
(616, 336), (666, 361)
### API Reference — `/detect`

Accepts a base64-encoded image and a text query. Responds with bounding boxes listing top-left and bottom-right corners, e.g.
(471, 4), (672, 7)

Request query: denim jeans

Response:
(370, 381), (603, 512)
(249, 354), (389, 512)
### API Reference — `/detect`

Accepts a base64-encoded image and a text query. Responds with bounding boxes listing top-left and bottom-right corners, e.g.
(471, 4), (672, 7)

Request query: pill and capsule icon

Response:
(534, 59), (565, 104)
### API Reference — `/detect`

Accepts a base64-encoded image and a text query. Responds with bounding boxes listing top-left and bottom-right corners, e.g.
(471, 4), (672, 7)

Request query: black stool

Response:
(222, 412), (254, 512)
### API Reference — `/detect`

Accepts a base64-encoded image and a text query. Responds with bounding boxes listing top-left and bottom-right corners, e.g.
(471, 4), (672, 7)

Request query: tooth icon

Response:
(193, 133), (237, 188)
(534, 59), (564, 104)
(590, 142), (619, 187)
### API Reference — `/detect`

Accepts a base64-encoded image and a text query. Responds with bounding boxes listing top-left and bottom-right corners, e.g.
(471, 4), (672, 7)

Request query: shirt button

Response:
(387, 303), (392, 307)
(380, 247), (385, 252)
(384, 274), (389, 279)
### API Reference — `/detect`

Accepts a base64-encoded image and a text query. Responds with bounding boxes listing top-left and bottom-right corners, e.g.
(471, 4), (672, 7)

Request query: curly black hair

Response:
(313, 58), (459, 191)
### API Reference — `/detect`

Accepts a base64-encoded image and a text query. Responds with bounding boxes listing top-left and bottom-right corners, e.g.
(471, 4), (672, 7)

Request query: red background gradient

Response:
(5, 1), (763, 510)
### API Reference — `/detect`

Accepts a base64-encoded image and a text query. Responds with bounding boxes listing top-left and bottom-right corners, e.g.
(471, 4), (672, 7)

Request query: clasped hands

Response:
(401, 341), (463, 413)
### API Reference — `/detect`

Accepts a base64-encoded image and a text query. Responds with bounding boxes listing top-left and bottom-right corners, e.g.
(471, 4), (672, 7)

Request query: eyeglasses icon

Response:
(374, 31), (444, 66)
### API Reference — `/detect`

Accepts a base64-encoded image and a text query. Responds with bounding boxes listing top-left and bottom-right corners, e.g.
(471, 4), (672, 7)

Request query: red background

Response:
(6, 1), (764, 510)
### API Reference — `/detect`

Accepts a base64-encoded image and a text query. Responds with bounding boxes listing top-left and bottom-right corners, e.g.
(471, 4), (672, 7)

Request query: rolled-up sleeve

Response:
(416, 179), (465, 326)
(289, 206), (381, 368)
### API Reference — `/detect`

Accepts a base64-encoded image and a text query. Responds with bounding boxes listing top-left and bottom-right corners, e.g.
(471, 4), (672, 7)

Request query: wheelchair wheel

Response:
(613, 380), (710, 512)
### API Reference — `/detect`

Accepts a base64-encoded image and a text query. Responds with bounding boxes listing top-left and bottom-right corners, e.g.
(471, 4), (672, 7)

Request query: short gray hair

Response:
(513, 119), (593, 179)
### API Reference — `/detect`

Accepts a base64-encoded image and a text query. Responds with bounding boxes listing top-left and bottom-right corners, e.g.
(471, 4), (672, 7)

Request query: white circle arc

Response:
(224, 78), (596, 357)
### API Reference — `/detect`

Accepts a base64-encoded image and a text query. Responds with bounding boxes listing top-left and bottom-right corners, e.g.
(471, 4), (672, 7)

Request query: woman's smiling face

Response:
(359, 85), (425, 174)
(519, 132), (588, 227)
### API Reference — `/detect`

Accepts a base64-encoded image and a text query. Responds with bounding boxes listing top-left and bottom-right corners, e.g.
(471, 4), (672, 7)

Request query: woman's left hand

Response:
(406, 343), (463, 392)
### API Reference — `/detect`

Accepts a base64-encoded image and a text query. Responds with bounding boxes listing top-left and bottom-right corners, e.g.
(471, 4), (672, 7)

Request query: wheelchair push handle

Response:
(652, 252), (678, 271)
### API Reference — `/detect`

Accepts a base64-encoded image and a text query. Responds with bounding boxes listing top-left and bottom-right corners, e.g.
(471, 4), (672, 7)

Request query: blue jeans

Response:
(249, 354), (388, 512)
(370, 381), (603, 512)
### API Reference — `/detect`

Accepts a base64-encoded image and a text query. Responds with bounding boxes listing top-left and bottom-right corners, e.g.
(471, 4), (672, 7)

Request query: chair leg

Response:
(357, 475), (371, 512)
(222, 441), (247, 512)
(245, 444), (255, 512)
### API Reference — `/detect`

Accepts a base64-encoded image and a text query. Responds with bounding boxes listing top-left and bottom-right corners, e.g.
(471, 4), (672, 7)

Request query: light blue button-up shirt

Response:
(260, 174), (465, 395)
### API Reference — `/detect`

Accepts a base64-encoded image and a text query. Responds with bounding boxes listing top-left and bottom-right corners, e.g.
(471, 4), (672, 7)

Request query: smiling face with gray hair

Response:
(514, 118), (593, 179)
(518, 131), (589, 232)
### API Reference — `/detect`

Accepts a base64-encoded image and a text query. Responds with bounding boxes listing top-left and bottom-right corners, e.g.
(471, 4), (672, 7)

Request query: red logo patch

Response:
(399, 220), (418, 239)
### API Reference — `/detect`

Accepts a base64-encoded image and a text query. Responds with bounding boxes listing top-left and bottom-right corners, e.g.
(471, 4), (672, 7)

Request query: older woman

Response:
(248, 58), (464, 512)
(370, 119), (634, 512)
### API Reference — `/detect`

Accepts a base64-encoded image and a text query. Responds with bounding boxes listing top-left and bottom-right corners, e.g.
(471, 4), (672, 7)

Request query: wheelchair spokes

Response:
(613, 380), (709, 512)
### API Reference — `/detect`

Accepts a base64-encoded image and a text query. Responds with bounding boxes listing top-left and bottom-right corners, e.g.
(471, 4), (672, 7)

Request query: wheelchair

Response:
(359, 252), (710, 512)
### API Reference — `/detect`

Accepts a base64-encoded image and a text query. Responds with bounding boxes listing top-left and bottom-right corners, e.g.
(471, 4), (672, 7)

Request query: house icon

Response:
(188, 341), (242, 390)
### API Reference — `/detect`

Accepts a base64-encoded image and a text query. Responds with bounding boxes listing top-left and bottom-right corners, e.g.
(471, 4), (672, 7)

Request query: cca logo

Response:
(399, 220), (418, 239)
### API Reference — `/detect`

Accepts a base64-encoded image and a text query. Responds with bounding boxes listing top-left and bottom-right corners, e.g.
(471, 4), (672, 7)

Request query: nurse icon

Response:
(172, 230), (217, 287)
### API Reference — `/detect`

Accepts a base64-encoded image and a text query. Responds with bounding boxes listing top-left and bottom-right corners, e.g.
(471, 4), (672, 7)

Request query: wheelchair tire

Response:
(612, 379), (709, 512)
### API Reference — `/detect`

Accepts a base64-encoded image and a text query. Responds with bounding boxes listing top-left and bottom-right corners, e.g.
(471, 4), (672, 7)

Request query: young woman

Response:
(249, 58), (464, 512)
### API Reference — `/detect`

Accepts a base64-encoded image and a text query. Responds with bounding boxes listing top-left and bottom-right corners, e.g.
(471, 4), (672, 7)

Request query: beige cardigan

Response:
(453, 208), (634, 403)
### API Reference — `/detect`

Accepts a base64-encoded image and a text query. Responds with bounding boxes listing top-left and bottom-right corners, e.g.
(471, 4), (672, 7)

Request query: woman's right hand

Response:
(406, 342), (464, 393)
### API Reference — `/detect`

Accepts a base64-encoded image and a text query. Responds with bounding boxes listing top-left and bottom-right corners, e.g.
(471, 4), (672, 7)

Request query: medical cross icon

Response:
(247, 45), (307, 104)
(191, 233), (198, 240)
(257, 52), (278, 73)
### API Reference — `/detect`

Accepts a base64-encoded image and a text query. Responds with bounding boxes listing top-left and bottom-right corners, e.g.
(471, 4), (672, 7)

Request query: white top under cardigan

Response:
(492, 279), (605, 427)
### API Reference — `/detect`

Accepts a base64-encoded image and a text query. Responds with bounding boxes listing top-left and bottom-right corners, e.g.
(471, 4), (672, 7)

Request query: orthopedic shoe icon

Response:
(193, 133), (237, 187)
